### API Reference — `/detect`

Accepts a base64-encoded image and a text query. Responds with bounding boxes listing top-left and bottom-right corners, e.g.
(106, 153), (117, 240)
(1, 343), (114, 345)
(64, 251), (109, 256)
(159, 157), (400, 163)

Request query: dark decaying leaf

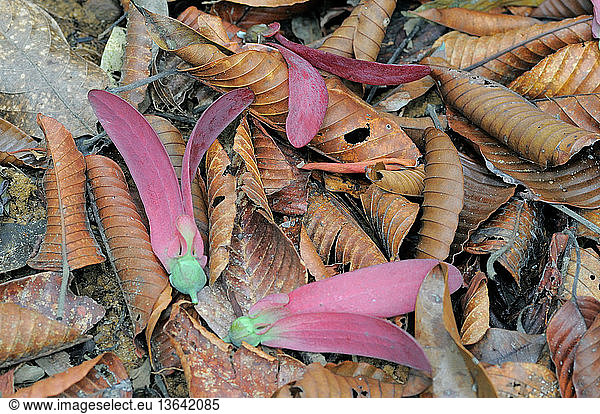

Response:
(460, 272), (490, 346)
(531, 0), (593, 18)
(273, 361), (424, 398)
(318, 0), (396, 62)
(415, 263), (497, 397)
(561, 247), (600, 303)
(86, 154), (170, 336)
(360, 185), (419, 261)
(447, 110), (600, 209)
(576, 296), (600, 328)
(469, 328), (547, 366)
(414, 8), (541, 36)
(415, 128), (464, 261)
(0, 303), (89, 369)
(27, 115), (105, 271)
(546, 299), (588, 397)
(465, 199), (539, 284)
(0, 0), (109, 137)
(509, 41), (600, 99)
(431, 15), (593, 84)
(165, 302), (305, 397)
(431, 65), (600, 168)
(0, 117), (43, 168)
(304, 183), (387, 271)
(0, 271), (104, 335)
(573, 313), (600, 397)
(533, 93), (600, 133)
(451, 152), (516, 256)
(485, 362), (560, 397)
(13, 353), (131, 397)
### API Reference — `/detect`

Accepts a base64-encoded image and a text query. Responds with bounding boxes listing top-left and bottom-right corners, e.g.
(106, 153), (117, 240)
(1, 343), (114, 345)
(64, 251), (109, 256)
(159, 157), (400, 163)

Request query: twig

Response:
(426, 104), (442, 129)
(98, 13), (128, 40)
(107, 68), (178, 94)
(550, 203), (600, 236)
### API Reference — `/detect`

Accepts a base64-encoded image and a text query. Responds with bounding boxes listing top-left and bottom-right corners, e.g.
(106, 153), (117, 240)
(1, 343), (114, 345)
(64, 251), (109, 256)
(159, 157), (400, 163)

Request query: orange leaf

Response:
(0, 117), (43, 168)
(485, 362), (560, 397)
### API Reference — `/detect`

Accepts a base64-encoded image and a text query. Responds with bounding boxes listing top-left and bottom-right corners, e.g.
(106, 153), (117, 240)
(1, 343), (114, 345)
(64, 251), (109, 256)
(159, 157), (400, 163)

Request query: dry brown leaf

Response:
(27, 115), (105, 271)
(0, 271), (104, 334)
(447, 109), (600, 208)
(86, 154), (171, 336)
(165, 302), (305, 397)
(546, 299), (587, 397)
(509, 41), (600, 99)
(451, 152), (516, 257)
(531, 0), (593, 18)
(465, 199), (539, 284)
(562, 247), (600, 303)
(0, 0), (110, 137)
(431, 15), (593, 84)
(375, 76), (436, 113)
(533, 93), (600, 133)
(485, 362), (560, 397)
(389, 115), (447, 150)
(176, 6), (242, 51)
(469, 328), (547, 365)
(273, 362), (421, 398)
(432, 65), (600, 167)
(13, 352), (131, 397)
(304, 182), (387, 270)
(573, 313), (600, 397)
(414, 8), (541, 36)
(0, 303), (89, 369)
(360, 185), (419, 260)
(415, 263), (497, 397)
(212, 0), (315, 30)
(0, 117), (43, 168)
(460, 272), (490, 345)
(299, 223), (331, 281)
(0, 369), (14, 397)
(415, 128), (464, 261)
(319, 0), (396, 62)
(119, 6), (152, 107)
(365, 163), (425, 196)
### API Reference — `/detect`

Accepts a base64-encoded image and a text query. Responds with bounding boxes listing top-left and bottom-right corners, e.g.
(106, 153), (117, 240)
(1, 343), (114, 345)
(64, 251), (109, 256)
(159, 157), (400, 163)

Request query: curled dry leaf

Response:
(0, 0), (110, 137)
(304, 183), (387, 271)
(299, 223), (331, 281)
(13, 352), (131, 397)
(431, 15), (593, 84)
(546, 299), (587, 397)
(415, 263), (497, 397)
(561, 246), (600, 303)
(415, 128), (464, 261)
(573, 313), (600, 397)
(469, 328), (547, 365)
(460, 272), (490, 345)
(165, 302), (305, 397)
(531, 0), (593, 18)
(86, 154), (170, 336)
(509, 41), (600, 99)
(0, 272), (104, 334)
(360, 185), (419, 261)
(414, 8), (541, 36)
(451, 152), (516, 257)
(119, 6), (152, 107)
(27, 115), (105, 271)
(465, 199), (539, 284)
(176, 6), (242, 51)
(365, 163), (425, 197)
(533, 93), (600, 133)
(485, 362), (560, 397)
(318, 0), (396, 62)
(273, 361), (421, 398)
(0, 117), (42, 168)
(432, 65), (600, 168)
(375, 76), (437, 113)
(0, 303), (89, 369)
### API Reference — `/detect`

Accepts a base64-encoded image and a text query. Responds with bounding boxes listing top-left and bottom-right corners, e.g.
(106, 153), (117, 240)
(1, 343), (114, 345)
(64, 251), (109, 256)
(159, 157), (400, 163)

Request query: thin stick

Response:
(551, 203), (600, 236)
(98, 13), (128, 40)
(107, 68), (178, 94)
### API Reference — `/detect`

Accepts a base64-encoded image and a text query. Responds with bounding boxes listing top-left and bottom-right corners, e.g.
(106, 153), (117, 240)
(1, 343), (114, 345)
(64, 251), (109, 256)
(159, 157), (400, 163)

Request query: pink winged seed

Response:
(88, 90), (183, 268)
(269, 44), (328, 148)
(249, 259), (463, 317)
(262, 312), (431, 371)
(266, 23), (431, 85)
